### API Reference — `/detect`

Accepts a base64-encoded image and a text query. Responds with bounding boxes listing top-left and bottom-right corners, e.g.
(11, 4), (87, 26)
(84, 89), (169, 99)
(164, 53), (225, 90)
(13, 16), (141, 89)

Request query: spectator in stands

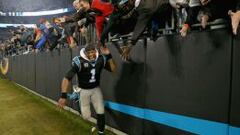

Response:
(120, 0), (170, 61)
(58, 0), (98, 47)
(19, 26), (35, 53)
(9, 30), (21, 55)
(91, 0), (114, 41)
(47, 19), (62, 51)
(0, 41), (4, 55)
(53, 18), (67, 47)
(34, 19), (49, 52)
(33, 25), (43, 52)
(35, 18), (62, 52)
(229, 0), (240, 35)
(100, 0), (170, 46)
(70, 0), (114, 44)
(64, 0), (83, 47)
(58, 44), (117, 135)
(179, 0), (214, 37)
(100, 0), (137, 46)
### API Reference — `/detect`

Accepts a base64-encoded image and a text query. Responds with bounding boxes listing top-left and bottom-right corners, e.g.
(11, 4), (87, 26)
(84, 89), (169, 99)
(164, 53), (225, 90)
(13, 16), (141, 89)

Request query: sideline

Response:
(14, 83), (127, 135)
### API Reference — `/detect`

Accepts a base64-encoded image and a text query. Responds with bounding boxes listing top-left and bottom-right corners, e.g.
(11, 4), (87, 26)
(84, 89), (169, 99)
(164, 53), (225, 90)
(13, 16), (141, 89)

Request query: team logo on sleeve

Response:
(84, 63), (89, 68)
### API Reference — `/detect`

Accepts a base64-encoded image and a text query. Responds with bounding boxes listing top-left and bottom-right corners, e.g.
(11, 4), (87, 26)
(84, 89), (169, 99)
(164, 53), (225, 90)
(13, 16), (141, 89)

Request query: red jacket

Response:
(91, 0), (114, 40)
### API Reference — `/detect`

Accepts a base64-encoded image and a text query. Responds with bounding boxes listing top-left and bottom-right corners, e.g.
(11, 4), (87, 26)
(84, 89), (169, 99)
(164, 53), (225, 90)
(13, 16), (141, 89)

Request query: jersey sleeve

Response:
(65, 56), (81, 80)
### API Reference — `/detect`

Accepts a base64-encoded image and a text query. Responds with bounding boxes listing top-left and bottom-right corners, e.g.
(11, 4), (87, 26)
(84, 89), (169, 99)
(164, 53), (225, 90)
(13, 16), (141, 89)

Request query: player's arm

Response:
(61, 61), (79, 91)
(101, 47), (117, 73)
(58, 59), (80, 108)
(60, 77), (71, 94)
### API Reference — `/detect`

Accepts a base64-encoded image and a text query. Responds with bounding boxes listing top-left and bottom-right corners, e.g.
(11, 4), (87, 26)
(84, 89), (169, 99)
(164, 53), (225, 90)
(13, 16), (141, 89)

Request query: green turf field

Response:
(0, 78), (115, 135)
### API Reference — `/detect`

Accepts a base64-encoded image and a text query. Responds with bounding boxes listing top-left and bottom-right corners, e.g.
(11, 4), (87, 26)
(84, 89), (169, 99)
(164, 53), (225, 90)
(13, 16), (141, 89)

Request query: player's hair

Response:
(85, 43), (96, 52)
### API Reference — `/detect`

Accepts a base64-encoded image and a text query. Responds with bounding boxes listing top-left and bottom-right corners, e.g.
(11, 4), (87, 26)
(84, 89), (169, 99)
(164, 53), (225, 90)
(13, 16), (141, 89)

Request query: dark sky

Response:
(0, 0), (73, 12)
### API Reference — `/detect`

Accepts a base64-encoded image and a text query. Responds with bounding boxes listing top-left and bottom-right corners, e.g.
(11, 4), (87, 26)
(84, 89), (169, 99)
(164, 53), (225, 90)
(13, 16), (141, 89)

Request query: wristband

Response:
(106, 53), (113, 60)
(61, 92), (67, 99)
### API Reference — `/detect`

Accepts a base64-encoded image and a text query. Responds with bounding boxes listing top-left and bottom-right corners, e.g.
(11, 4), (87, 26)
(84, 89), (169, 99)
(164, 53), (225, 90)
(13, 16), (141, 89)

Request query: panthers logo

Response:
(0, 58), (9, 75)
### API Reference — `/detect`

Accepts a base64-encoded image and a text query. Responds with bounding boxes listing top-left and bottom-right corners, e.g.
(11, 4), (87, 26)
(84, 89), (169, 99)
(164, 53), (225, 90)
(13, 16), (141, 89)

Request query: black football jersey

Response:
(65, 49), (107, 89)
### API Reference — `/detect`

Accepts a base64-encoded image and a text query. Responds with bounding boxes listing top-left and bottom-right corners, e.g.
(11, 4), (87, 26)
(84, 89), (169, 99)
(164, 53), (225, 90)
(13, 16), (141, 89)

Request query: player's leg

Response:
(91, 87), (105, 135)
(79, 89), (92, 120)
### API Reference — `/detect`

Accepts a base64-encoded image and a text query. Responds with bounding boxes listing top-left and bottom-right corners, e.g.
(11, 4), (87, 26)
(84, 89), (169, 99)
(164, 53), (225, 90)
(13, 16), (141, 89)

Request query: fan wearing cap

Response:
(58, 44), (116, 135)
(66, 0), (114, 41)
(120, 0), (170, 60)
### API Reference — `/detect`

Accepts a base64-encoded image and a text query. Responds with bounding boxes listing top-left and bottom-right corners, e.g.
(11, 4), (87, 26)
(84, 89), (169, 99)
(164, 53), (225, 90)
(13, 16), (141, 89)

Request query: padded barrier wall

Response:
(6, 29), (240, 135)
(144, 29), (232, 135)
(230, 34), (240, 133)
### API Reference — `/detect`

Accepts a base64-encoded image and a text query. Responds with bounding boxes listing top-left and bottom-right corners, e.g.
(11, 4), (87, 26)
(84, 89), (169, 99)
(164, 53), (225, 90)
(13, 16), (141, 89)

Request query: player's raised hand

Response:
(57, 98), (67, 109)
(100, 46), (110, 55)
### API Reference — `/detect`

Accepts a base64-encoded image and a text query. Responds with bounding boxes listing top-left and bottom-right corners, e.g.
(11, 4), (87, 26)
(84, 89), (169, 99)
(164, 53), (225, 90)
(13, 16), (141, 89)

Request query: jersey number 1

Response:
(89, 69), (96, 83)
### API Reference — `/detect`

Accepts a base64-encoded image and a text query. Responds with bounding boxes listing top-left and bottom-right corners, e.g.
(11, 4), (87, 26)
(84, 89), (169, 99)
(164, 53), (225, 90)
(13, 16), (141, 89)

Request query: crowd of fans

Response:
(0, 22), (67, 56)
(0, 0), (240, 60)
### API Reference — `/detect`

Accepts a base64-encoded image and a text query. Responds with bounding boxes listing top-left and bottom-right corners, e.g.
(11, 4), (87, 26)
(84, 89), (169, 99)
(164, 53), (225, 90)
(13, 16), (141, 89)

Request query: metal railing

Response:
(1, 12), (229, 57)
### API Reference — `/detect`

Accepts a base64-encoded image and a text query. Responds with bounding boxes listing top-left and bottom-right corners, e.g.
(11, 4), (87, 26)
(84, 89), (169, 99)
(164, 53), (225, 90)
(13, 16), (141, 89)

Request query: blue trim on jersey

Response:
(72, 56), (81, 71)
(104, 101), (240, 135)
